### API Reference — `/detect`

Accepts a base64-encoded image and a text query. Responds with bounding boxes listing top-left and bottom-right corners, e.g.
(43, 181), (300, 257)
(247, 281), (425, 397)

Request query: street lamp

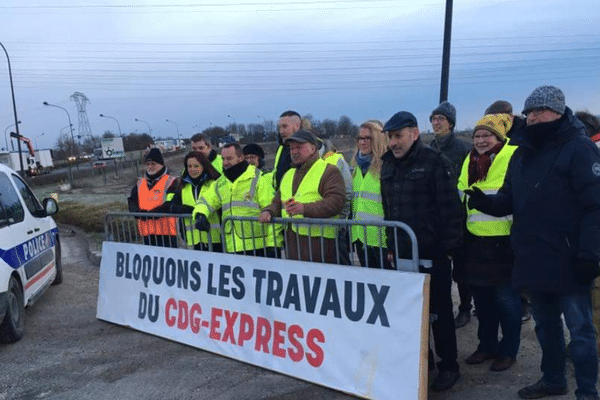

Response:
(35, 133), (44, 150)
(1, 42), (24, 173)
(43, 101), (75, 157)
(227, 114), (237, 136)
(165, 118), (180, 146)
(135, 118), (151, 136)
(4, 120), (20, 151)
(99, 113), (122, 137)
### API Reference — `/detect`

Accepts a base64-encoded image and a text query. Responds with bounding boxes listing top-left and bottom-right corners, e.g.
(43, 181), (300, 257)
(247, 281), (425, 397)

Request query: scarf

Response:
(145, 166), (167, 188)
(223, 160), (249, 183)
(355, 152), (372, 175)
(468, 143), (504, 186)
(524, 115), (565, 149)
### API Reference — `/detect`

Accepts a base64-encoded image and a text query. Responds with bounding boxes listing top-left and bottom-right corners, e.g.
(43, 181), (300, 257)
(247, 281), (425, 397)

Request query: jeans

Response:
(471, 284), (522, 358)
(529, 290), (598, 397)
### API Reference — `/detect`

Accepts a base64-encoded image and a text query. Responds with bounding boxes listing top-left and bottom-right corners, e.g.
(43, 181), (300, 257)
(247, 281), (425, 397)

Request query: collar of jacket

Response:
(145, 166), (167, 186)
(508, 107), (584, 150)
(208, 149), (218, 162)
(295, 151), (320, 174)
(430, 131), (456, 150)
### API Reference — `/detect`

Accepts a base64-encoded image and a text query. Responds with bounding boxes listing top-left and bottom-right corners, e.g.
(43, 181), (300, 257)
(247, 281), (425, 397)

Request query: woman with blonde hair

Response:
(351, 120), (391, 268)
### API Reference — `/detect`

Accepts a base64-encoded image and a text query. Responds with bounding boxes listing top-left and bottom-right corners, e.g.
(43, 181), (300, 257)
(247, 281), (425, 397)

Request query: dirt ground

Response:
(29, 145), (589, 399)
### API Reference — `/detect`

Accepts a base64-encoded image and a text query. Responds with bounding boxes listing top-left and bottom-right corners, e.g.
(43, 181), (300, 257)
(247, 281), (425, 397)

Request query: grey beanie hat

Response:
(522, 85), (566, 115)
(430, 101), (456, 128)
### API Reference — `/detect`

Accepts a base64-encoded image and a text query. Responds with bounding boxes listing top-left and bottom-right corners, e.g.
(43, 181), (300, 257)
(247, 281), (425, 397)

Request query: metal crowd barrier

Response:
(104, 212), (423, 272)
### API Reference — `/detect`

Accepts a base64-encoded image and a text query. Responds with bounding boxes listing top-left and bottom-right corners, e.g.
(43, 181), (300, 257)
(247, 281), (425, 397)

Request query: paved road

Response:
(0, 227), (586, 400)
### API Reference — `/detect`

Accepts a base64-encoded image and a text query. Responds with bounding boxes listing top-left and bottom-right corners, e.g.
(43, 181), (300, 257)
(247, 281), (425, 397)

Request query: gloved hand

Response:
(195, 214), (210, 231)
(170, 204), (194, 214)
(464, 186), (492, 212)
(574, 258), (600, 286)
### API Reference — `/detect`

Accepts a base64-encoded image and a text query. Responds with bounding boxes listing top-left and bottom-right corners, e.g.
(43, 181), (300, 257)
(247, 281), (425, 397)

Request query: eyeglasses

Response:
(356, 136), (372, 142)
(526, 107), (549, 117)
(473, 133), (496, 140)
(431, 115), (447, 123)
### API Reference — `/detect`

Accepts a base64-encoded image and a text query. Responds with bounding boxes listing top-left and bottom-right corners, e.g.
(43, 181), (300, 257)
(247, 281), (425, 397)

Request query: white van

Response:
(0, 163), (61, 343)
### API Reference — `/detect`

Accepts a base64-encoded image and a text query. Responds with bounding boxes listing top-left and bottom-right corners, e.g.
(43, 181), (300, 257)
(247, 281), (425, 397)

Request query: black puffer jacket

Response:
(483, 108), (600, 292)
(381, 138), (465, 260)
(429, 132), (471, 181)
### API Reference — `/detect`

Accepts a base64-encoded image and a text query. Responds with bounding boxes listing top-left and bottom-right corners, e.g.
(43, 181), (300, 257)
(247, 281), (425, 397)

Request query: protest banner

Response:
(97, 242), (430, 399)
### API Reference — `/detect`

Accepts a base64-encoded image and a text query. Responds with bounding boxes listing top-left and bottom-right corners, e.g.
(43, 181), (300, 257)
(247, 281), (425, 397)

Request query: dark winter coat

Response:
(429, 132), (471, 181)
(483, 108), (600, 293)
(380, 138), (464, 260)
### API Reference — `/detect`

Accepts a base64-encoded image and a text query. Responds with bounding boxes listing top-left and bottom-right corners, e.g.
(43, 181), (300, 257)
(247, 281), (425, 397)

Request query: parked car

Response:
(0, 162), (62, 343)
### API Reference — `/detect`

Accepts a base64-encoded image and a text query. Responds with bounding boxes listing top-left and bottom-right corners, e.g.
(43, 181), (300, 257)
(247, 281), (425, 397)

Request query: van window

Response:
(0, 173), (24, 224)
(11, 174), (42, 215)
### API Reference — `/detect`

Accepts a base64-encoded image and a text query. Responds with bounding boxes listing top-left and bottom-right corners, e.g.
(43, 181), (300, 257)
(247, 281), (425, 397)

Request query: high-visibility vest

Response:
(136, 174), (177, 236)
(280, 158), (338, 238)
(180, 181), (221, 246)
(351, 168), (386, 246)
(211, 154), (223, 174)
(195, 166), (280, 252)
(272, 145), (285, 188)
(457, 144), (517, 237)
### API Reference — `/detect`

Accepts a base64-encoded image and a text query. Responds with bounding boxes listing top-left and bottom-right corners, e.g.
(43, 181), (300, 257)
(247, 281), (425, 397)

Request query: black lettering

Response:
(177, 259), (189, 289)
(266, 271), (283, 307)
(231, 266), (245, 300)
(138, 292), (147, 319)
(219, 264), (231, 297)
(207, 263), (217, 295)
(165, 258), (177, 287)
(283, 274), (301, 311)
(253, 269), (266, 303)
(366, 284), (390, 327)
(152, 256), (164, 285)
(319, 278), (341, 318)
(302, 276), (321, 313)
(344, 281), (365, 322)
(190, 261), (202, 292)
(116, 251), (125, 277)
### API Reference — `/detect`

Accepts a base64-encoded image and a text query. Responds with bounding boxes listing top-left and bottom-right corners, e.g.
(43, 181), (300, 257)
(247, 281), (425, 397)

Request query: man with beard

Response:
(466, 86), (600, 400)
(259, 129), (345, 264)
(193, 143), (281, 257)
(380, 111), (464, 391)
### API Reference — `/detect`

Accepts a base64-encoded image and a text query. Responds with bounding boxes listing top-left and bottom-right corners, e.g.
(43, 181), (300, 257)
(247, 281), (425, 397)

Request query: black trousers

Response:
(427, 256), (459, 372)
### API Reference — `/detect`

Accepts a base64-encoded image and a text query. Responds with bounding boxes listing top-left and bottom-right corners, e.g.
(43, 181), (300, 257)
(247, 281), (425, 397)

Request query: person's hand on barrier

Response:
(464, 186), (492, 212)
(387, 250), (395, 264)
(284, 198), (304, 216)
(258, 211), (272, 223)
(195, 214), (210, 231)
(574, 258), (600, 286)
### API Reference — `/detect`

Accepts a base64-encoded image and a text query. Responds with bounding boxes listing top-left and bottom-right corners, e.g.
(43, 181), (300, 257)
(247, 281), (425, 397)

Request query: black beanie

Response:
(145, 148), (164, 165)
(243, 143), (265, 159)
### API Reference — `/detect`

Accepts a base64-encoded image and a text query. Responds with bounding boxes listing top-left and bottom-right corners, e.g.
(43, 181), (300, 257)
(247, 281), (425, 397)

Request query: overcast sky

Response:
(0, 0), (598, 150)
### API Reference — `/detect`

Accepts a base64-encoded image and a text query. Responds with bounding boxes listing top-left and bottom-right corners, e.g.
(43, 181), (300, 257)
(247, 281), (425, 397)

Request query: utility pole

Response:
(439, 0), (453, 103)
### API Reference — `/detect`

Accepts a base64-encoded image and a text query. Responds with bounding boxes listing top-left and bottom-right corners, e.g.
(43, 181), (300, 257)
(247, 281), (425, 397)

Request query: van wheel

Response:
(52, 238), (63, 285)
(0, 276), (25, 343)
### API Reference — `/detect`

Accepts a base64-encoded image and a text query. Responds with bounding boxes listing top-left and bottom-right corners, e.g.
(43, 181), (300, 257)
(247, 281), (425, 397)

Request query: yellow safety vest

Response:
(211, 154), (223, 174)
(181, 181), (221, 246)
(351, 168), (386, 247)
(457, 144), (517, 237)
(280, 158), (338, 239)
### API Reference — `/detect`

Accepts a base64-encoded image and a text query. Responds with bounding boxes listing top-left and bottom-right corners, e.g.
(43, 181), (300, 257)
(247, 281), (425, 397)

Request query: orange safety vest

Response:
(136, 174), (177, 236)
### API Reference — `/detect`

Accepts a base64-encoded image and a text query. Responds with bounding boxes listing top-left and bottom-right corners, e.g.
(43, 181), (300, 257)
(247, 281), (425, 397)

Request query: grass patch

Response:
(54, 201), (128, 233)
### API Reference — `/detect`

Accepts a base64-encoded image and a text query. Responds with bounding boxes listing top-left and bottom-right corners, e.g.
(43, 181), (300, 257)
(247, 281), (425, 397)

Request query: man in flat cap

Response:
(380, 111), (464, 391)
(259, 129), (345, 264)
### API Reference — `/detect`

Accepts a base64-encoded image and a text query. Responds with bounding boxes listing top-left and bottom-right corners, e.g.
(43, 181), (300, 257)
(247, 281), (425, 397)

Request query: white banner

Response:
(97, 242), (430, 400)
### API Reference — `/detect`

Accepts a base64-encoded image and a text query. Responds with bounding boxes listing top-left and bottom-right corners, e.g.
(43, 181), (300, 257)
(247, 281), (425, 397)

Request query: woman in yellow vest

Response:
(165, 151), (222, 252)
(127, 148), (180, 248)
(458, 114), (521, 372)
(350, 120), (391, 269)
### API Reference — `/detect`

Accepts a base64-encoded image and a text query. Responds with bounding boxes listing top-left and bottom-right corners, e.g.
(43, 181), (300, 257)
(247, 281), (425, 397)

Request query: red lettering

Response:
(177, 300), (189, 330)
(165, 298), (177, 327)
(287, 324), (304, 362)
(254, 317), (271, 353)
(306, 329), (325, 367)
(272, 321), (286, 358)
(238, 313), (254, 346)
(190, 303), (202, 334)
(222, 310), (239, 345)
(210, 308), (222, 340)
